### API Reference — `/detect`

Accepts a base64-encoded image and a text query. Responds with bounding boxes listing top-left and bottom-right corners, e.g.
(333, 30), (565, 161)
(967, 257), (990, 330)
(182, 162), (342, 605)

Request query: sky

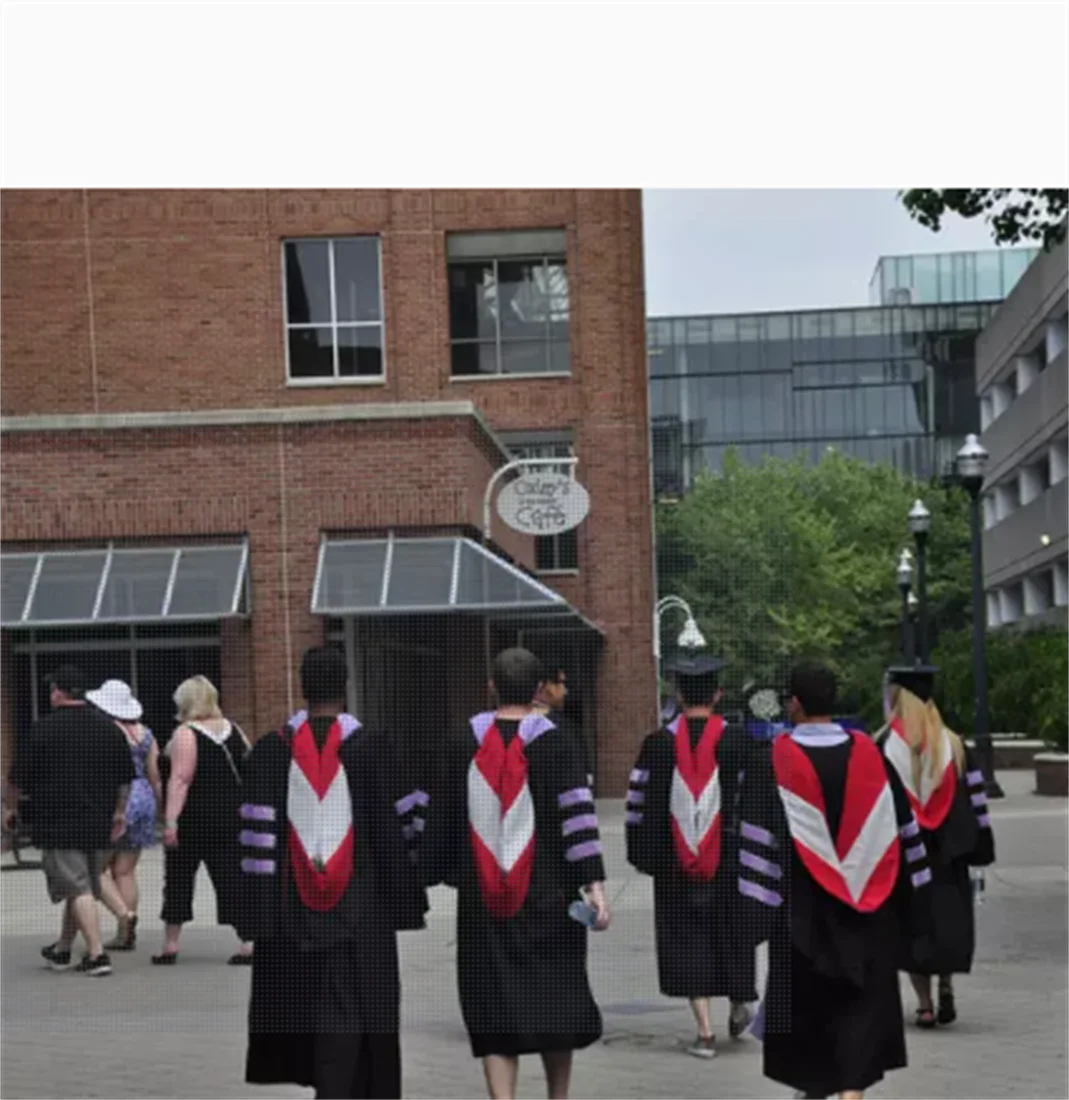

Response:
(642, 189), (1005, 317)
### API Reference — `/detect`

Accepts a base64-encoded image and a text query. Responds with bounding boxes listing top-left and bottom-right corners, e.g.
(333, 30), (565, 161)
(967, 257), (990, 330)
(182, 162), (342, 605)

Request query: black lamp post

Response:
(896, 548), (915, 663)
(956, 433), (1004, 799)
(908, 498), (931, 663)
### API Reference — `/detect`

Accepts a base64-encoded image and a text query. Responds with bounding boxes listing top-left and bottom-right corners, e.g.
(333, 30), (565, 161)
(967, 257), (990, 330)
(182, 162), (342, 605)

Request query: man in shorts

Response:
(7, 665), (134, 976)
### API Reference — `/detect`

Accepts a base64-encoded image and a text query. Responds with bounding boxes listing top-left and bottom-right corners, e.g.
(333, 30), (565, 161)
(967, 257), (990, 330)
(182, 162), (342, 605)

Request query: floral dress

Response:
(116, 724), (158, 851)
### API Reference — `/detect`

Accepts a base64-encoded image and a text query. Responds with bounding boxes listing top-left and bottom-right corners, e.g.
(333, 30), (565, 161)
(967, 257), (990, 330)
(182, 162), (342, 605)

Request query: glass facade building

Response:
(649, 301), (999, 497)
(868, 248), (1038, 306)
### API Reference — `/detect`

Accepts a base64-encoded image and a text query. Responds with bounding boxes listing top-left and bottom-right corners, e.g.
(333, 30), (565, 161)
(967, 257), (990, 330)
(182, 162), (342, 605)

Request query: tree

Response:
(656, 448), (972, 725)
(899, 189), (1068, 251)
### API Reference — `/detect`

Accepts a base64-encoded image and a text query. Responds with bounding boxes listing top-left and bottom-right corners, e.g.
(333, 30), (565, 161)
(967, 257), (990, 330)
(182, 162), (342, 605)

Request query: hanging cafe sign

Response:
(496, 471), (591, 536)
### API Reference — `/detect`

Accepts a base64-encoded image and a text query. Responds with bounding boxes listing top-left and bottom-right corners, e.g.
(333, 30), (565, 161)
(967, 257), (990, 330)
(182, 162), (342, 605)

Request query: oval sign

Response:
(497, 472), (591, 536)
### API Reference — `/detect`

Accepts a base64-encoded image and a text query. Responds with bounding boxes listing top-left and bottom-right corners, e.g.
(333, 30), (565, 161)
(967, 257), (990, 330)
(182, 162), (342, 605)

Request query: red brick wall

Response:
(1, 188), (655, 794)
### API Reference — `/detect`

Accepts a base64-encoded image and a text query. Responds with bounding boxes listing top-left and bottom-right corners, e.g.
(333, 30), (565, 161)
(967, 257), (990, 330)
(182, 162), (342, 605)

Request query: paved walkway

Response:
(2, 772), (1066, 1099)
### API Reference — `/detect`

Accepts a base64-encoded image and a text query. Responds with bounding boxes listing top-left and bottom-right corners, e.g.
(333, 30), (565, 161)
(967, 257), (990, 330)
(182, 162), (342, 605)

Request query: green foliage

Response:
(899, 188), (1068, 251)
(933, 626), (1069, 749)
(657, 447), (972, 723)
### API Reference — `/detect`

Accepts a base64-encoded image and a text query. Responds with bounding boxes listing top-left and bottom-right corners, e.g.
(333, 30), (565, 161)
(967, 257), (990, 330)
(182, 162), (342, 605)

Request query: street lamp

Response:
(896, 548), (915, 663)
(956, 433), (1003, 799)
(908, 498), (932, 662)
(654, 595), (706, 660)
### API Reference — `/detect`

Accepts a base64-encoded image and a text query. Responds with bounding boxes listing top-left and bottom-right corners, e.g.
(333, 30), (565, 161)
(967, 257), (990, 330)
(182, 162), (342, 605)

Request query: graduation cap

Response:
(663, 653), (729, 677)
(885, 664), (939, 704)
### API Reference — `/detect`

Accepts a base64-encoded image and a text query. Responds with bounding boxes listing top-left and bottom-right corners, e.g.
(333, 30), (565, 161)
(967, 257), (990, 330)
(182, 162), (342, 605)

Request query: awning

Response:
(1, 542), (249, 627)
(312, 535), (601, 630)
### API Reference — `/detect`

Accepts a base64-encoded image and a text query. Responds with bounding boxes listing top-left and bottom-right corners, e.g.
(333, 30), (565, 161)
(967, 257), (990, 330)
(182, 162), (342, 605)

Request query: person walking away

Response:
(240, 646), (428, 1099)
(421, 647), (610, 1100)
(86, 680), (161, 952)
(736, 662), (935, 1100)
(875, 664), (995, 1029)
(532, 655), (594, 788)
(6, 665), (134, 976)
(154, 675), (252, 965)
(625, 653), (759, 1058)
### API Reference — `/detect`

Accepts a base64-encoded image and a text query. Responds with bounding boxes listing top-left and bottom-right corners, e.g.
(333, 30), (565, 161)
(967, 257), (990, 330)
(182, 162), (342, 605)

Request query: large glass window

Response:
(284, 238), (384, 381)
(448, 231), (570, 377)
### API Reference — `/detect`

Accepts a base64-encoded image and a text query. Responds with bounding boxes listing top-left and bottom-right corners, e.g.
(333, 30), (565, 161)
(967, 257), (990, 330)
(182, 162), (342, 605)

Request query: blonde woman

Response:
(154, 675), (253, 966)
(875, 665), (996, 1030)
(85, 680), (162, 952)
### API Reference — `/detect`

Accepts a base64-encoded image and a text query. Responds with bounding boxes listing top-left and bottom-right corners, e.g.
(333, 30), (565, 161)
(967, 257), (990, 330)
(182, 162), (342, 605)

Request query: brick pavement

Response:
(2, 772), (1066, 1099)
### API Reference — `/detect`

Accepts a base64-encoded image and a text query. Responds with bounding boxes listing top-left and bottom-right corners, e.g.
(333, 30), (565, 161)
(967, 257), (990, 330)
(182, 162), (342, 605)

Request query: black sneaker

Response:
(40, 943), (73, 971)
(74, 953), (112, 976)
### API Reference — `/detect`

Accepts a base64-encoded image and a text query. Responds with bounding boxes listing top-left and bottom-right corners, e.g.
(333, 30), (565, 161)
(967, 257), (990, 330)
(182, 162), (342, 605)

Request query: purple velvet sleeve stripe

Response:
(241, 858), (275, 875)
(239, 829), (276, 850)
(977, 812), (992, 828)
(625, 810), (643, 826)
(629, 768), (650, 785)
(626, 790), (646, 806)
(738, 877), (783, 907)
(559, 787), (594, 809)
(911, 867), (932, 888)
(965, 769), (984, 786)
(394, 789), (430, 816)
(562, 813), (600, 837)
(739, 849), (782, 880)
(900, 818), (920, 839)
(905, 842), (926, 864)
(971, 792), (988, 808)
(740, 821), (776, 848)
(565, 839), (603, 862)
(239, 803), (275, 822)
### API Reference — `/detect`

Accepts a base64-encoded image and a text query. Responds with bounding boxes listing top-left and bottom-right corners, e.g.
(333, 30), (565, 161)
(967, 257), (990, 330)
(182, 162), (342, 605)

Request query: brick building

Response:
(0, 189), (656, 796)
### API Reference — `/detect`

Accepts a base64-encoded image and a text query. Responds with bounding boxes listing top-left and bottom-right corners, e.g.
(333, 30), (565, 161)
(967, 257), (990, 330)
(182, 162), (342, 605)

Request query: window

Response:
(448, 230), (570, 377)
(284, 237), (384, 382)
(500, 433), (579, 570)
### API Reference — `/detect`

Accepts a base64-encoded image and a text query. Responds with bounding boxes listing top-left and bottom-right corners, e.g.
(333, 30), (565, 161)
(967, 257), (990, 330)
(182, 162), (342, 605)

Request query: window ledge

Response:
(450, 372), (573, 383)
(286, 376), (387, 388)
(537, 568), (580, 577)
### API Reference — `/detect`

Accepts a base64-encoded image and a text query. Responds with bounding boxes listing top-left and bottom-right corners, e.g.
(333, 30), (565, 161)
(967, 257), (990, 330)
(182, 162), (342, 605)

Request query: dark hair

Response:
(492, 647), (544, 707)
(536, 652), (567, 684)
(790, 661), (838, 718)
(676, 670), (720, 707)
(300, 646), (348, 708)
(43, 664), (85, 699)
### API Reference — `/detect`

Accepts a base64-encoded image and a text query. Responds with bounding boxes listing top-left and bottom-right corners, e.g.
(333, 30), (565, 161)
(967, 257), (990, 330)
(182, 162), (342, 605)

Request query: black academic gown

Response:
(421, 717), (605, 1059)
(876, 738), (996, 976)
(240, 720), (427, 1097)
(625, 718), (759, 1001)
(737, 730), (935, 1098)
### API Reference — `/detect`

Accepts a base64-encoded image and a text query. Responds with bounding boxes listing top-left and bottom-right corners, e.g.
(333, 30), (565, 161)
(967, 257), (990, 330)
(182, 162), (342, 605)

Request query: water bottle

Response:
(568, 899), (598, 928)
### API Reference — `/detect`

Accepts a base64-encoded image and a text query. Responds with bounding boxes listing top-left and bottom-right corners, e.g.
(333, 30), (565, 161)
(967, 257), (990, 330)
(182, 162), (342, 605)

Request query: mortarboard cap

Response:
(663, 653), (729, 677)
(886, 664), (939, 703)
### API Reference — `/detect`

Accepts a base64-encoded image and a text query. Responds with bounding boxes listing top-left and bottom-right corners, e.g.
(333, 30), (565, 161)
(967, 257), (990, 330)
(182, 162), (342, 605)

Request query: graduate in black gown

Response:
(875, 664), (995, 1030)
(239, 647), (428, 1100)
(737, 662), (934, 1100)
(531, 653), (594, 790)
(422, 647), (609, 1100)
(625, 653), (759, 1058)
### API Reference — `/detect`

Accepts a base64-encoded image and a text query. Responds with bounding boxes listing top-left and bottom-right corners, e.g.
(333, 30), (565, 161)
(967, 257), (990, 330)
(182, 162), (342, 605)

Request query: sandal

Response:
(105, 914), (138, 953)
(915, 1007), (937, 1029)
(151, 951), (179, 965)
(937, 984), (957, 1026)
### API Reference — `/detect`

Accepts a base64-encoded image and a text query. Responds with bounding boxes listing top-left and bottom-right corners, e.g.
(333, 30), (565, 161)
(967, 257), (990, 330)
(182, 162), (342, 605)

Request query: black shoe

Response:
(74, 953), (112, 976)
(40, 943), (73, 971)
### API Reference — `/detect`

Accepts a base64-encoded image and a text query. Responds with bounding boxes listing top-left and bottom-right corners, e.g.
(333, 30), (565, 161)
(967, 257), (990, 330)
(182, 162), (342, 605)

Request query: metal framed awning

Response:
(312, 535), (602, 632)
(1, 541), (250, 628)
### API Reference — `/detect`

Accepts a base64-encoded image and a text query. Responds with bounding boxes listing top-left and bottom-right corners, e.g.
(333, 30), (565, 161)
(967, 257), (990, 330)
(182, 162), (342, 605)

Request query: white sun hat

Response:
(86, 679), (143, 722)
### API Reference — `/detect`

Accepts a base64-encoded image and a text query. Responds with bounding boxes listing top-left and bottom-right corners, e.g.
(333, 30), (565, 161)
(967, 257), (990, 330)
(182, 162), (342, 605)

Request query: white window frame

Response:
(282, 236), (386, 386)
(447, 245), (571, 381)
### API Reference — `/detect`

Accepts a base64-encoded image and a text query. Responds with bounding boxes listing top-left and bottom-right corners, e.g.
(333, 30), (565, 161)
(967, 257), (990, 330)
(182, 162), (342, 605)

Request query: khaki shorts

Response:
(42, 849), (107, 904)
